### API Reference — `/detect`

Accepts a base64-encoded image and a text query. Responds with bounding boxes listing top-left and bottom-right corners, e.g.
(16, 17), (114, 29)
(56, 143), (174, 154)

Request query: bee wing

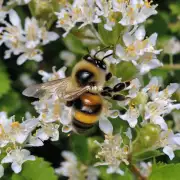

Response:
(22, 77), (90, 101)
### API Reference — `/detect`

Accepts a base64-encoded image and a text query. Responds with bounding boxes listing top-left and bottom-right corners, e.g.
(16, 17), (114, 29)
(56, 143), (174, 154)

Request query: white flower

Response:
(26, 135), (44, 147)
(95, 0), (116, 31)
(39, 27), (59, 45)
(144, 100), (169, 130)
(0, 10), (59, 65)
(156, 130), (180, 160)
(116, 26), (162, 74)
(36, 123), (59, 142)
(120, 105), (139, 128)
(95, 134), (129, 175)
(9, 118), (39, 144)
(127, 78), (141, 98)
(55, 151), (80, 180)
(1, 149), (35, 173)
(164, 37), (180, 55)
(38, 66), (67, 82)
(55, 0), (100, 37)
(86, 167), (100, 180)
(119, 0), (158, 26)
(0, 112), (13, 147)
(17, 48), (43, 65)
(60, 105), (73, 133)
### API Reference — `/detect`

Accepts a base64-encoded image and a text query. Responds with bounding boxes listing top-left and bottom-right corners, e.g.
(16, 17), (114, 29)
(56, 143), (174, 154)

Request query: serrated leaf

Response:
(149, 163), (180, 180)
(63, 33), (87, 54)
(71, 134), (89, 164)
(11, 158), (58, 180)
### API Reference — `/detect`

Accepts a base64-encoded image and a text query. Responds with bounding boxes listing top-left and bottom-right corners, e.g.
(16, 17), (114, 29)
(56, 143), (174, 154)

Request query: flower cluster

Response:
(0, 112), (37, 176)
(56, 0), (157, 36)
(55, 151), (99, 180)
(0, 9), (59, 65)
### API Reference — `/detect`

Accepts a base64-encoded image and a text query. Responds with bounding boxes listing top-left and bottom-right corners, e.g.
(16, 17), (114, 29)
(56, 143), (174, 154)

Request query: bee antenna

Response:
(94, 46), (111, 59)
(102, 53), (113, 61)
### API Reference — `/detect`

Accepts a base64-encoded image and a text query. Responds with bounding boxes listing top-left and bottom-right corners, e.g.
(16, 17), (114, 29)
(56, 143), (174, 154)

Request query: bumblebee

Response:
(23, 51), (130, 133)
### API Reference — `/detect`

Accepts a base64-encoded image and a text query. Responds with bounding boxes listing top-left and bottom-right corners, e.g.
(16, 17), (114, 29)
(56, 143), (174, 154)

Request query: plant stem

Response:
(90, 24), (106, 46)
(129, 164), (147, 180)
(160, 64), (180, 70)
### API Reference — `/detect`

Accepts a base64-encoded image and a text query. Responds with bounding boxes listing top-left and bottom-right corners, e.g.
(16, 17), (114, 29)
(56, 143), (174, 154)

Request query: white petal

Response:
(9, 10), (21, 27)
(17, 54), (28, 65)
(123, 33), (133, 46)
(167, 83), (179, 95)
(1, 155), (13, 163)
(0, 165), (4, 178)
(173, 133), (180, 145)
(11, 162), (22, 173)
(99, 118), (113, 135)
(153, 116), (168, 130)
(47, 32), (59, 42)
(135, 25), (146, 40)
(163, 146), (174, 160)
(116, 44), (125, 58)
(149, 33), (157, 46)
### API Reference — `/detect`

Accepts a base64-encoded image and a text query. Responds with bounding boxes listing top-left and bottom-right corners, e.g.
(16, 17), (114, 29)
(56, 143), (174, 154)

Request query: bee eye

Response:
(76, 69), (94, 86)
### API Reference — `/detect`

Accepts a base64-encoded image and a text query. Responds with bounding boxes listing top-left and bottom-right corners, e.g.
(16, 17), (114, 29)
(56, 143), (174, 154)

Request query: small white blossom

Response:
(156, 130), (180, 160)
(36, 123), (60, 142)
(120, 105), (139, 128)
(55, 151), (80, 180)
(119, 0), (158, 26)
(95, 134), (129, 175)
(1, 149), (35, 173)
(164, 37), (180, 55)
(0, 10), (59, 65)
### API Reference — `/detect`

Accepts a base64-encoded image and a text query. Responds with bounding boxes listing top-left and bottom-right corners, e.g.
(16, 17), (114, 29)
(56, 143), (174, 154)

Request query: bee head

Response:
(83, 54), (107, 71)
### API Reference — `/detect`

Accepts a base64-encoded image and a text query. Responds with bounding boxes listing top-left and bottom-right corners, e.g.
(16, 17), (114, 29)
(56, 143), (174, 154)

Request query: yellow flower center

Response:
(11, 122), (20, 129)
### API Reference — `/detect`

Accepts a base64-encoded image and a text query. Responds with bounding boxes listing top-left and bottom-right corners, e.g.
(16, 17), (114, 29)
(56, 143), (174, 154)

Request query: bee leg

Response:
(112, 94), (126, 101)
(105, 72), (112, 81)
(100, 91), (112, 97)
(113, 81), (130, 92)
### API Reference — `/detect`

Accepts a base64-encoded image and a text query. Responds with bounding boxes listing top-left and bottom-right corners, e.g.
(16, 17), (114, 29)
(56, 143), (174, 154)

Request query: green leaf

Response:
(63, 33), (87, 54)
(11, 158), (58, 180)
(98, 23), (124, 45)
(149, 163), (180, 180)
(133, 150), (162, 161)
(115, 62), (138, 81)
(71, 134), (89, 164)
(169, 3), (180, 15)
(0, 62), (11, 98)
(0, 91), (20, 113)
